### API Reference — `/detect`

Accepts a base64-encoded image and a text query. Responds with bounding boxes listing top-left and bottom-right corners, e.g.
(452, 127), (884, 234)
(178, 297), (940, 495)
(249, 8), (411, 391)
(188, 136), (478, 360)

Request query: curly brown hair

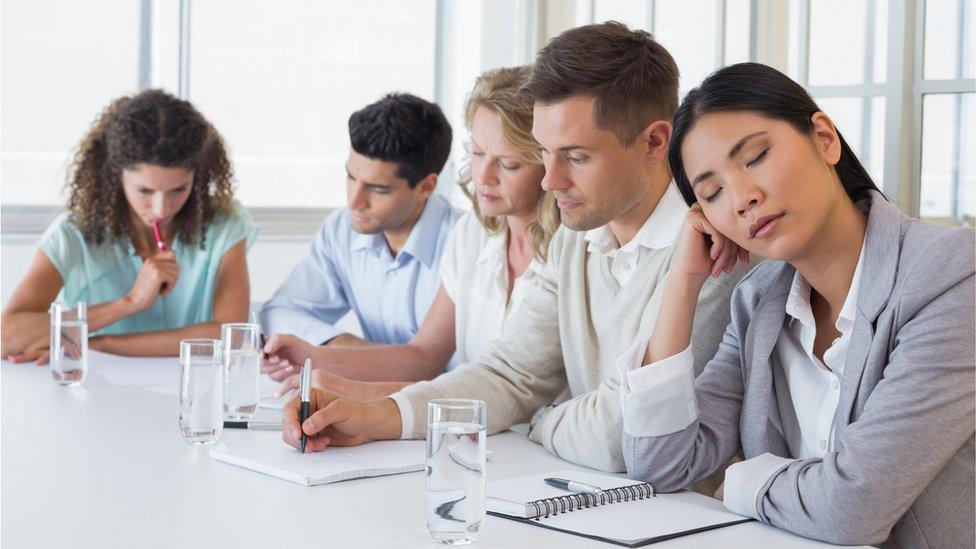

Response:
(66, 89), (236, 248)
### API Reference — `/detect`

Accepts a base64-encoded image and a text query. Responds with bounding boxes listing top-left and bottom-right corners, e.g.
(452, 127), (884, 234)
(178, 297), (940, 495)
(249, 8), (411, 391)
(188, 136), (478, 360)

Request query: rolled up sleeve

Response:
(723, 452), (796, 519)
(616, 340), (698, 438)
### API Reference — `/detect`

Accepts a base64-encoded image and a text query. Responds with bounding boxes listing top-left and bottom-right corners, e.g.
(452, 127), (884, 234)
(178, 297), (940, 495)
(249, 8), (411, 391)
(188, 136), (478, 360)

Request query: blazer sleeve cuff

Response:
(261, 307), (345, 347)
(723, 452), (796, 520)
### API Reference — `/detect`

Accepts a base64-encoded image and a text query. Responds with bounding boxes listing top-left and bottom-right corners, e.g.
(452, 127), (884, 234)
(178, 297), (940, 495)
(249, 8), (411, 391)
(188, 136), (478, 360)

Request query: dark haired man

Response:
(260, 93), (460, 353)
(281, 23), (747, 473)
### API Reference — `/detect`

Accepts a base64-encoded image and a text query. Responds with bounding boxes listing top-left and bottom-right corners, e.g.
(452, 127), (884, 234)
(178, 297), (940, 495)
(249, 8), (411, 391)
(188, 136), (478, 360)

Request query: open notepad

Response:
(488, 470), (751, 547)
(211, 439), (426, 486)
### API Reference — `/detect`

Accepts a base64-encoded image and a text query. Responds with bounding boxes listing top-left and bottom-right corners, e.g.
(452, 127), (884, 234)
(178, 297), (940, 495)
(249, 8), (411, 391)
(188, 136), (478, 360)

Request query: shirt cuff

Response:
(388, 393), (414, 440)
(527, 405), (554, 444)
(617, 342), (698, 437)
(260, 307), (344, 347)
(618, 339), (697, 392)
(723, 452), (797, 520)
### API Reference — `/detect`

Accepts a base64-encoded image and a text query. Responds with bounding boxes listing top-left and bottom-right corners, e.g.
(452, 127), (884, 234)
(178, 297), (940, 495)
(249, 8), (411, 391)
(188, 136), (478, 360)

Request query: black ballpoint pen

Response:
(299, 358), (311, 453)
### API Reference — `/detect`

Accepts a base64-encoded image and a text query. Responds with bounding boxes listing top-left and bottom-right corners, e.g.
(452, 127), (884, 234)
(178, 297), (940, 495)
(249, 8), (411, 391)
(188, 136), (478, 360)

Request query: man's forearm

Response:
(323, 333), (374, 348)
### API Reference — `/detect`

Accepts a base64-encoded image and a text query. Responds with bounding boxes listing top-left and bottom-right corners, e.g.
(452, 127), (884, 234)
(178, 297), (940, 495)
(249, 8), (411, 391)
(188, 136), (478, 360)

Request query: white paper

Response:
(88, 351), (285, 400)
(89, 351), (180, 391)
(211, 439), (426, 486)
(542, 491), (745, 544)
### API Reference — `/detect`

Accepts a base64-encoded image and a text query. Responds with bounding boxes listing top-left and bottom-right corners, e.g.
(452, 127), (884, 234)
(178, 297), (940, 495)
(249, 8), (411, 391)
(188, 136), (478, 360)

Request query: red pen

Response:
(151, 220), (168, 252)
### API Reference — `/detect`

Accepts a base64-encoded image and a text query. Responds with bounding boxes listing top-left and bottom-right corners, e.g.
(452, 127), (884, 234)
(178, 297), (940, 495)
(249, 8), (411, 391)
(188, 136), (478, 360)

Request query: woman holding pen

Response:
(2, 89), (258, 362)
(617, 63), (974, 546)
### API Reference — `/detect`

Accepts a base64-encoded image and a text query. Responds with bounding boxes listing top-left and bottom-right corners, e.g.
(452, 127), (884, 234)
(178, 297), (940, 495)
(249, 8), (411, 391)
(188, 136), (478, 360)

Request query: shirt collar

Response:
(785, 236), (867, 332)
(584, 181), (687, 256)
(349, 193), (449, 268)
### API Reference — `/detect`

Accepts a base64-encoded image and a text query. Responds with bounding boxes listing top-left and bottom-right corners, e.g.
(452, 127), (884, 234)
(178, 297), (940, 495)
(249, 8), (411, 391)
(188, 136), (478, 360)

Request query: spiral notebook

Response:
(487, 470), (751, 547)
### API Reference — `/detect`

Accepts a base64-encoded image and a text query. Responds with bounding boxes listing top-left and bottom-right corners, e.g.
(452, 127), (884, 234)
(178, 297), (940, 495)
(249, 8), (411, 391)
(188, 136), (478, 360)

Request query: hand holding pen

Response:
(123, 221), (179, 312)
(299, 358), (312, 453)
(280, 370), (381, 452)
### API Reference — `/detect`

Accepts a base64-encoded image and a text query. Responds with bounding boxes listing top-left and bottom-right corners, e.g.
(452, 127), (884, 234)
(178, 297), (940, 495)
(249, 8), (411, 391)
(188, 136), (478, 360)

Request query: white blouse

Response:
(439, 211), (542, 368)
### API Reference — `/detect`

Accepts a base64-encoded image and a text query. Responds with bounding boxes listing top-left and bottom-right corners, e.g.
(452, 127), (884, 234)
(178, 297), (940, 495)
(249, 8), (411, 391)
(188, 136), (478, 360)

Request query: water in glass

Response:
(425, 421), (487, 544)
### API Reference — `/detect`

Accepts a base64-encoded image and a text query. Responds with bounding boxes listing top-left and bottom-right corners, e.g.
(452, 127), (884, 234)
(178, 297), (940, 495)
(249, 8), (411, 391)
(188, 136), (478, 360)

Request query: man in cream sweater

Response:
(281, 22), (747, 472)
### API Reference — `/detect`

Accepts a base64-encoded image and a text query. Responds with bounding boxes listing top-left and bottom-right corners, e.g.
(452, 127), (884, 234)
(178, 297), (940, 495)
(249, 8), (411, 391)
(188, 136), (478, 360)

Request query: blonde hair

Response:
(459, 66), (560, 261)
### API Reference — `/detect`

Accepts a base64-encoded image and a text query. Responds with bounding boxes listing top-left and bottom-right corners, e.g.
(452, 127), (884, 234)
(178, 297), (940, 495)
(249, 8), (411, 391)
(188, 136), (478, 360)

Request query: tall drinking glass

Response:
(425, 399), (487, 545)
(49, 301), (88, 386)
(222, 323), (261, 420)
(179, 339), (223, 445)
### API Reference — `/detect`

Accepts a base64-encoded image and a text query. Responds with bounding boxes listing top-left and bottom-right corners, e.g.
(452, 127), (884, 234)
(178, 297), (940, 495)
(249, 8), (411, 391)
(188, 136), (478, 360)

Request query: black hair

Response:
(348, 93), (453, 187)
(669, 62), (883, 206)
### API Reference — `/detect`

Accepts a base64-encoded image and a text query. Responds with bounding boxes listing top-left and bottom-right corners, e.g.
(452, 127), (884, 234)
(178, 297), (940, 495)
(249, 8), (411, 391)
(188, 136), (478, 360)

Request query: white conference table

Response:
(2, 354), (856, 549)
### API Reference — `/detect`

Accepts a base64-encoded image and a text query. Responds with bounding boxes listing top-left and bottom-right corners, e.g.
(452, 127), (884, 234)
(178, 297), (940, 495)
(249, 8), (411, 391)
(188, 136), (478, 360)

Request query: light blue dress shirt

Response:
(259, 193), (462, 345)
(38, 201), (259, 336)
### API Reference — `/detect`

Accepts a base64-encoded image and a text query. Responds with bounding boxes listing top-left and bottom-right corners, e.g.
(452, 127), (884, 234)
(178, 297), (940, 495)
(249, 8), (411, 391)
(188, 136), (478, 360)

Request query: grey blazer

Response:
(623, 191), (975, 548)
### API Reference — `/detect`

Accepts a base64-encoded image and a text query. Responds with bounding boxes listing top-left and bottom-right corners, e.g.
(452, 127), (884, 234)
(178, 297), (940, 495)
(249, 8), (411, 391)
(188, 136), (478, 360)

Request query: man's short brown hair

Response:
(520, 21), (679, 146)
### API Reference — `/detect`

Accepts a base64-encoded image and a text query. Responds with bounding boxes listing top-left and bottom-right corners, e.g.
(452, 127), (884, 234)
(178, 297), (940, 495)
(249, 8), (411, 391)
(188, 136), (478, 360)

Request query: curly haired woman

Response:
(2, 89), (258, 362)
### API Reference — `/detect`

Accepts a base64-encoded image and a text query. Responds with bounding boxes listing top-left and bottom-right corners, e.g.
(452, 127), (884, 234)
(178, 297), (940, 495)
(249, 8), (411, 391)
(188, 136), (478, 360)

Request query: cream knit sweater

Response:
(394, 224), (746, 471)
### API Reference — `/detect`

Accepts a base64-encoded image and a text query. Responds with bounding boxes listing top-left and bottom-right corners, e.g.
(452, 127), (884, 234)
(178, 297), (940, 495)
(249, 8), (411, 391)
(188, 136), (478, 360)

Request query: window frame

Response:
(791, 0), (974, 223)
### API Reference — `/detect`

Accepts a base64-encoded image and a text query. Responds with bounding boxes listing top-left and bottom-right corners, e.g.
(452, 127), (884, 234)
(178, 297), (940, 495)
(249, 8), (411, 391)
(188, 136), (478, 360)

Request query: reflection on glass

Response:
(187, 0), (437, 208)
(808, 0), (888, 85)
(920, 93), (975, 225)
(924, 0), (974, 80)
(816, 97), (887, 183)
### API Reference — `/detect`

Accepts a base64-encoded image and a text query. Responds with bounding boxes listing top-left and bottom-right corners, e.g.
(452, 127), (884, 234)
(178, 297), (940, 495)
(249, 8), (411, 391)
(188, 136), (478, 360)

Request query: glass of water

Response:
(222, 323), (261, 420)
(425, 399), (487, 545)
(179, 339), (223, 445)
(49, 301), (88, 386)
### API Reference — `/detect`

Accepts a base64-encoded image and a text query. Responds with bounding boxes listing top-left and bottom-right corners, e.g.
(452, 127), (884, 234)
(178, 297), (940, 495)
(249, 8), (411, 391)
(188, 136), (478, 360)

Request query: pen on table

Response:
(223, 420), (281, 431)
(299, 358), (311, 453)
(151, 220), (168, 252)
(544, 477), (604, 495)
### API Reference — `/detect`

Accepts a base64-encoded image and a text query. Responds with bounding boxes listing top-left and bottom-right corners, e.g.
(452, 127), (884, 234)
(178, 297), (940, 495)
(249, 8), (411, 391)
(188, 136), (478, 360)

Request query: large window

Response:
(788, 0), (890, 188)
(580, 0), (976, 226)
(1, 0), (142, 206)
(593, 0), (752, 94)
(187, 0), (437, 208)
(917, 0), (974, 224)
(4, 1), (972, 228)
(790, 0), (975, 226)
(1, 0), (438, 212)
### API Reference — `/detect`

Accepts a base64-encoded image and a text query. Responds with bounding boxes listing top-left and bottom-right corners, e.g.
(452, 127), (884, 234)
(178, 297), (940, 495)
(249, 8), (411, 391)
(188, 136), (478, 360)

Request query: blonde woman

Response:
(266, 66), (559, 397)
